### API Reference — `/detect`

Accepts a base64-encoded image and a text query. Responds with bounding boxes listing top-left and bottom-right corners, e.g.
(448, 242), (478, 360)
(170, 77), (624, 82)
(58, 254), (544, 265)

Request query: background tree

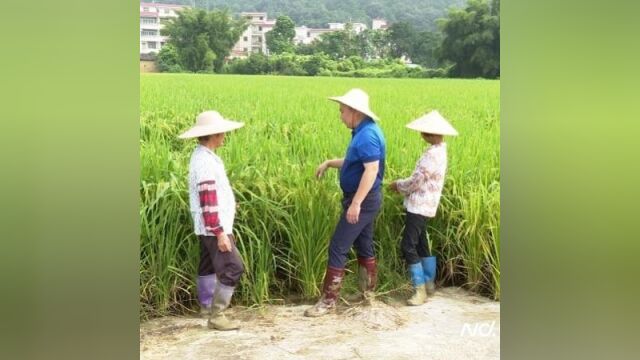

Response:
(387, 21), (416, 59)
(266, 15), (296, 54)
(410, 31), (442, 68)
(302, 53), (332, 75)
(162, 8), (247, 72)
(207, 10), (248, 71)
(294, 42), (316, 55)
(366, 29), (392, 60)
(437, 0), (499, 78)
(350, 30), (379, 60)
(310, 24), (361, 60)
(386, 21), (441, 67)
(490, 0), (500, 75)
(156, 43), (183, 72)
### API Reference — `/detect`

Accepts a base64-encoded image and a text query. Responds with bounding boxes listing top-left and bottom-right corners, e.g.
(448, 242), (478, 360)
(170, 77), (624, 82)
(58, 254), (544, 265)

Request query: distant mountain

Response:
(144, 0), (466, 31)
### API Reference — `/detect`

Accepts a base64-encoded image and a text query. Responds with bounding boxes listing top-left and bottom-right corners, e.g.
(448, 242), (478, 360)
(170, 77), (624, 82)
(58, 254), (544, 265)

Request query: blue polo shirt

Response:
(339, 118), (386, 194)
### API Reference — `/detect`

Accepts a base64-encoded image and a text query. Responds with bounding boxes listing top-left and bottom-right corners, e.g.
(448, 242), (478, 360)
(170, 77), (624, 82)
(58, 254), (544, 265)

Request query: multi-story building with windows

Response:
(293, 21), (374, 45)
(294, 26), (334, 45)
(230, 12), (276, 58)
(139, 4), (387, 59)
(139, 2), (186, 54)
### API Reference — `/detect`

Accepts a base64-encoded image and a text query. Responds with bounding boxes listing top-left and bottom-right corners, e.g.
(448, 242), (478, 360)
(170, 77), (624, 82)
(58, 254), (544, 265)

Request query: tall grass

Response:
(139, 74), (500, 319)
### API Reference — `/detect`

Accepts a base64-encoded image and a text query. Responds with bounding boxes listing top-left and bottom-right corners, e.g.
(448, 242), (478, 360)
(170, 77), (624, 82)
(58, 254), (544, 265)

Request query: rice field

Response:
(139, 74), (499, 319)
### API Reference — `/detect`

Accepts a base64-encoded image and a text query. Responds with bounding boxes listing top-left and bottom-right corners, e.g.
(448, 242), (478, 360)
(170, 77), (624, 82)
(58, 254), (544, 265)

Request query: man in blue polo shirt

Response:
(305, 88), (386, 317)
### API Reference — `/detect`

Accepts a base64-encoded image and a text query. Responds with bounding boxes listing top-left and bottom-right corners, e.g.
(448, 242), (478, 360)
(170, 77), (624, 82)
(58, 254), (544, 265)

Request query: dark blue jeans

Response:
(327, 191), (382, 268)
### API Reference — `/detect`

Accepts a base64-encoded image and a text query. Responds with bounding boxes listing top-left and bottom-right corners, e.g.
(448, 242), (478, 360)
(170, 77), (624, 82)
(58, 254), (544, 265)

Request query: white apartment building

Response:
(294, 26), (336, 45)
(139, 4), (387, 58)
(327, 22), (367, 33)
(327, 22), (368, 33)
(351, 23), (368, 33)
(230, 12), (276, 58)
(293, 21), (372, 45)
(372, 18), (388, 30)
(139, 2), (186, 54)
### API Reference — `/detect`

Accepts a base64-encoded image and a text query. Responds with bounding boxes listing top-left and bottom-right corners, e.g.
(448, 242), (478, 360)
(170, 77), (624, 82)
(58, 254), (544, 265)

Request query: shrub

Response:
(157, 44), (180, 73)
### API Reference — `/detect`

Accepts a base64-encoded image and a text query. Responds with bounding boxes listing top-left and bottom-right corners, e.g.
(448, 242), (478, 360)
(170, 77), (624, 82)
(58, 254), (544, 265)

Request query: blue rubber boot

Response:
(421, 256), (437, 296)
(407, 263), (427, 306)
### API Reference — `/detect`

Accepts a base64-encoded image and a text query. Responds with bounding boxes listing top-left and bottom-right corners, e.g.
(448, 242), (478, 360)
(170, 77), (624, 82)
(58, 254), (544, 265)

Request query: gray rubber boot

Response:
(207, 283), (240, 331)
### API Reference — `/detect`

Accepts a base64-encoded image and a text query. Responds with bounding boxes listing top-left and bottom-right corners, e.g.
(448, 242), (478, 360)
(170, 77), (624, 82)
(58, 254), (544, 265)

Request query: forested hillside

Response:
(147, 0), (465, 30)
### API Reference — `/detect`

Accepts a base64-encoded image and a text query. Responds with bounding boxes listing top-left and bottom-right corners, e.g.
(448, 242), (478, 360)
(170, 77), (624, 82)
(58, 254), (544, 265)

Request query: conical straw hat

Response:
(328, 88), (379, 121)
(406, 110), (458, 136)
(178, 111), (245, 139)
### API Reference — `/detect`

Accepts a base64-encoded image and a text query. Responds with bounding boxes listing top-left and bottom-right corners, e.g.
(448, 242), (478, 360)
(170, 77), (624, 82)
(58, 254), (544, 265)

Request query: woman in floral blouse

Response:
(389, 110), (459, 306)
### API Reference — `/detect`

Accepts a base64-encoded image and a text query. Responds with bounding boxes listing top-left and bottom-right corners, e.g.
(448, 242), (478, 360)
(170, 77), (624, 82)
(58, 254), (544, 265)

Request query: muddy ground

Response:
(140, 287), (500, 360)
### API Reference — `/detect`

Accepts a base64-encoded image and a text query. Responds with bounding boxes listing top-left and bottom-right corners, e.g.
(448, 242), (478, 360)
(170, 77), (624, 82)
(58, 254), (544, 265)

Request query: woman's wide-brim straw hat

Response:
(328, 88), (379, 121)
(178, 111), (245, 139)
(406, 110), (459, 136)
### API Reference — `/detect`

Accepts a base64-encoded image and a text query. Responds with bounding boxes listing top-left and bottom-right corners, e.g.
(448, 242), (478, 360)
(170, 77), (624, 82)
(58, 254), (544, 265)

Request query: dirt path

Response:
(140, 287), (500, 360)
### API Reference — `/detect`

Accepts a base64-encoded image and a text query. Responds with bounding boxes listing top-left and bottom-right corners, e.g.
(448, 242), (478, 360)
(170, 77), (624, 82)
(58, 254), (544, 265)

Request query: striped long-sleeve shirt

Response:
(188, 145), (236, 236)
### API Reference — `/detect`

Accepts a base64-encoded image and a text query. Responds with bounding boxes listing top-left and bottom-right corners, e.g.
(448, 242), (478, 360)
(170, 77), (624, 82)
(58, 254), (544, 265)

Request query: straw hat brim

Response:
(178, 120), (244, 139)
(405, 111), (459, 136)
(328, 96), (380, 121)
(406, 122), (458, 136)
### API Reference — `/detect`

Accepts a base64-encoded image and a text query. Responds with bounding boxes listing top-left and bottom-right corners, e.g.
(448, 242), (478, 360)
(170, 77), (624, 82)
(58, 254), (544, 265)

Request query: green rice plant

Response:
(232, 183), (291, 305)
(281, 183), (340, 298)
(139, 177), (196, 319)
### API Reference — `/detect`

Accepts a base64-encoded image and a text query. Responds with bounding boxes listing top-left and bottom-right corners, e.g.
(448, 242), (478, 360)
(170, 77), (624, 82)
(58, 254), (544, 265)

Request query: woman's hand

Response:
(216, 233), (232, 253)
(388, 181), (400, 193)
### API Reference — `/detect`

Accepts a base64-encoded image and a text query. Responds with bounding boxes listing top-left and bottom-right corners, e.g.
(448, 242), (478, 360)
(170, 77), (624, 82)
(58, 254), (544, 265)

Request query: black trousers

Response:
(400, 211), (431, 265)
(198, 234), (245, 287)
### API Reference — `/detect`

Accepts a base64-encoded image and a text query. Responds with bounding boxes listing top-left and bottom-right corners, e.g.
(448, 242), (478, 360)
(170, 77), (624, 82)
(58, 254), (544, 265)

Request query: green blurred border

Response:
(503, 1), (640, 359)
(1, 1), (139, 359)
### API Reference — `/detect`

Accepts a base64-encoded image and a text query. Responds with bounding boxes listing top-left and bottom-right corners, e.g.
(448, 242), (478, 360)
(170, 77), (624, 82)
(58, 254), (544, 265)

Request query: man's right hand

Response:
(217, 233), (232, 252)
(315, 161), (328, 179)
